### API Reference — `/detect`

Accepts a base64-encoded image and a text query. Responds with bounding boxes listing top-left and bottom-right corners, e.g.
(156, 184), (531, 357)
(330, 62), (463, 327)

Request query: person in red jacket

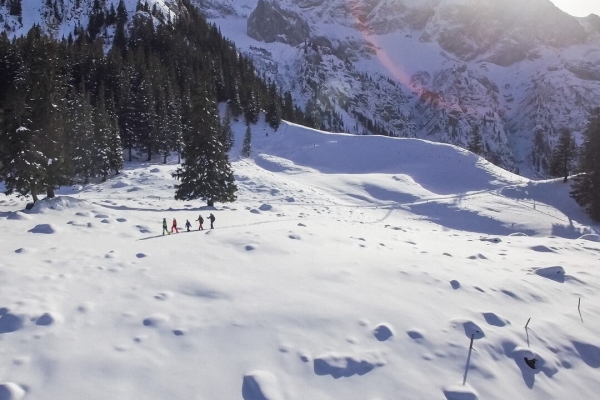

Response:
(171, 218), (179, 233)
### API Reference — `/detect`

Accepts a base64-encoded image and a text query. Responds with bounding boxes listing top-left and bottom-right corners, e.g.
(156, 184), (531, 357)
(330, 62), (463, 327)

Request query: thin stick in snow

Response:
(462, 334), (475, 386)
(579, 298), (583, 324)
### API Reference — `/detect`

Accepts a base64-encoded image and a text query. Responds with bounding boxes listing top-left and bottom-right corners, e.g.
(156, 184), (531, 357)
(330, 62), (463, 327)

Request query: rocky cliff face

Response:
(418, 0), (588, 66)
(247, 0), (309, 46)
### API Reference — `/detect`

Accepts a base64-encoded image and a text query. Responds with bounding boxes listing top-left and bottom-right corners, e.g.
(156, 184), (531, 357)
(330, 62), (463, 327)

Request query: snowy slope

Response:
(1, 119), (600, 400)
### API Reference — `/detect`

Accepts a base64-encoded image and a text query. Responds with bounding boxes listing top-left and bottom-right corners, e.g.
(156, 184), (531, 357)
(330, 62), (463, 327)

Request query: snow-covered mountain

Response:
(2, 0), (600, 177)
(201, 0), (600, 177)
(1, 116), (600, 400)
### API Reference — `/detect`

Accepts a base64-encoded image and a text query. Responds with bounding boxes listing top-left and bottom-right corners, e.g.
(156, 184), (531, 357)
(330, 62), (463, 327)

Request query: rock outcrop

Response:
(247, 0), (309, 47)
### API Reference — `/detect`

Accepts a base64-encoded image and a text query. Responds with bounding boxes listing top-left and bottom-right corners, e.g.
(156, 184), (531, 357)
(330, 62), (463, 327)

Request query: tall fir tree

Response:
(220, 104), (234, 152)
(173, 82), (236, 206)
(550, 127), (576, 182)
(25, 31), (70, 198)
(107, 115), (124, 175)
(468, 124), (483, 155)
(571, 109), (600, 220)
(265, 82), (282, 130)
(93, 84), (112, 181)
(0, 45), (45, 201)
(242, 124), (252, 158)
(67, 87), (95, 183)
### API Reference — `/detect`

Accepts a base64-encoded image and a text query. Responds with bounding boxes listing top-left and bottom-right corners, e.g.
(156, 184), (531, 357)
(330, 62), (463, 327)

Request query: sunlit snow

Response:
(1, 118), (599, 400)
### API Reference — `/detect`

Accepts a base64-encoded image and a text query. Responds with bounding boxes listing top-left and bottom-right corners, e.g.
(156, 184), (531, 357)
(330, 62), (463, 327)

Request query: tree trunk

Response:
(115, 169), (120, 175)
(102, 173), (107, 182)
(30, 182), (39, 203)
(128, 146), (132, 162)
(147, 144), (152, 162)
(47, 186), (55, 198)
(163, 153), (167, 164)
(563, 175), (568, 183)
(207, 198), (214, 207)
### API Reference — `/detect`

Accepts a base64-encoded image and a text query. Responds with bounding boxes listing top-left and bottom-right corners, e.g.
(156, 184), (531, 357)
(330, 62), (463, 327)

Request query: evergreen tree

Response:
(549, 127), (576, 182)
(113, 0), (128, 55)
(242, 124), (252, 157)
(265, 82), (282, 130)
(571, 109), (600, 221)
(107, 115), (124, 175)
(9, 0), (22, 16)
(132, 63), (156, 161)
(172, 82), (236, 206)
(0, 46), (44, 201)
(220, 105), (234, 152)
(24, 32), (70, 198)
(93, 85), (112, 181)
(115, 54), (137, 161)
(468, 124), (483, 155)
(67, 87), (95, 183)
(243, 87), (260, 124)
(281, 91), (294, 121)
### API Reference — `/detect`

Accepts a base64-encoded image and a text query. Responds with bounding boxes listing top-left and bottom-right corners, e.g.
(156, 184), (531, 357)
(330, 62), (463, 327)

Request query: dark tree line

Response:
(571, 109), (600, 221)
(0, 0), (307, 205)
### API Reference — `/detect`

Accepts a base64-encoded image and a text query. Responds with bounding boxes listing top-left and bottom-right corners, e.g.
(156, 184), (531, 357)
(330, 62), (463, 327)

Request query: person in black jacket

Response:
(196, 215), (204, 230)
(208, 213), (215, 229)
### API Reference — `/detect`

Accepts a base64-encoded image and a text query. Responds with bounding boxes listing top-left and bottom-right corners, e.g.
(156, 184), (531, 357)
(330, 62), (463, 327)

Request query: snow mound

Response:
(28, 196), (89, 214)
(111, 181), (129, 189)
(142, 314), (169, 328)
(36, 312), (60, 326)
(0, 313), (24, 334)
(6, 212), (32, 221)
(313, 352), (386, 378)
(533, 266), (566, 283)
(373, 323), (394, 341)
(242, 371), (284, 400)
(258, 204), (273, 211)
(28, 224), (60, 234)
(578, 234), (600, 242)
(443, 385), (479, 400)
(0, 383), (25, 400)
(451, 319), (485, 339)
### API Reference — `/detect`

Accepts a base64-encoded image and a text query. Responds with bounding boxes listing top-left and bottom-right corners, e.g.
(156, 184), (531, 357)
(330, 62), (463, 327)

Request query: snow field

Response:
(0, 119), (599, 399)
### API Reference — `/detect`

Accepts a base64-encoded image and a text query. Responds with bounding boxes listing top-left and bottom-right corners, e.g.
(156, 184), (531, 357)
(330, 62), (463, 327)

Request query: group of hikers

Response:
(162, 213), (215, 235)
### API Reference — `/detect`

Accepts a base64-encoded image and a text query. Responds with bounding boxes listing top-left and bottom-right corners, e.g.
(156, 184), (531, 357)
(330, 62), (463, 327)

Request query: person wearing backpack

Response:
(162, 218), (170, 236)
(185, 219), (192, 232)
(208, 213), (215, 229)
(196, 214), (204, 230)
(171, 218), (179, 234)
